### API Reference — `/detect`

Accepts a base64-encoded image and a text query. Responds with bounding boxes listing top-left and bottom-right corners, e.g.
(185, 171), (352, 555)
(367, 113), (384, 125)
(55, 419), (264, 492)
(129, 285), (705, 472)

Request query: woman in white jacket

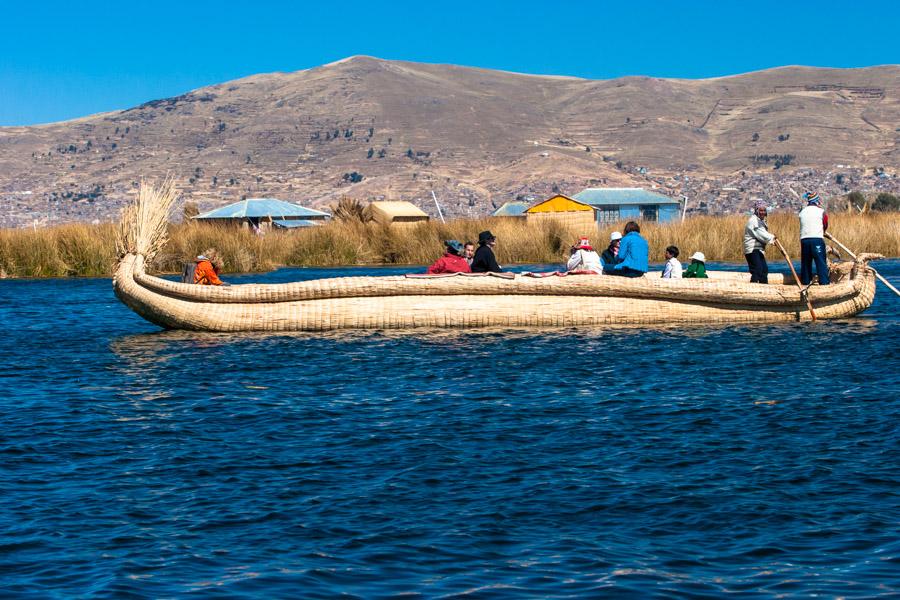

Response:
(567, 237), (604, 274)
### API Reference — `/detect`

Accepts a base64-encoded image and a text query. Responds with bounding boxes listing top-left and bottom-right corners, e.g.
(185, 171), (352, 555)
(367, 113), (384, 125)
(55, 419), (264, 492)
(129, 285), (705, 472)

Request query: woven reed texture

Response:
(131, 258), (864, 308)
(113, 254), (877, 331)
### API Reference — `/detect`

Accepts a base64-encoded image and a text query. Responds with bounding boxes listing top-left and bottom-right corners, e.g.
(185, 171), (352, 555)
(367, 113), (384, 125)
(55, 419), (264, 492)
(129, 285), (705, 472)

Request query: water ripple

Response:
(0, 261), (898, 597)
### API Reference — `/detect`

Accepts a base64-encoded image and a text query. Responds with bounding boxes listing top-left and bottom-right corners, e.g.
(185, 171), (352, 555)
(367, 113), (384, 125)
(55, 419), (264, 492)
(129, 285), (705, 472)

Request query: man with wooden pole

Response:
(798, 191), (830, 286)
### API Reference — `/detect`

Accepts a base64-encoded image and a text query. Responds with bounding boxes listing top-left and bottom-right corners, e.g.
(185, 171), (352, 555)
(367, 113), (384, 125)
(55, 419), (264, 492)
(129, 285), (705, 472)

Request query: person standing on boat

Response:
(471, 231), (503, 273)
(744, 200), (776, 284)
(799, 192), (830, 285)
(601, 231), (622, 273)
(426, 240), (471, 274)
(662, 246), (683, 278)
(194, 249), (225, 285)
(609, 222), (648, 277)
(566, 237), (604, 274)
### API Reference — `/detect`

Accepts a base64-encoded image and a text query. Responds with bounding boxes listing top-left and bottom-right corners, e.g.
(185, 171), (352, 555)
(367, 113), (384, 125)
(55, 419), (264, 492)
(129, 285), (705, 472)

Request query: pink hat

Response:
(575, 237), (593, 250)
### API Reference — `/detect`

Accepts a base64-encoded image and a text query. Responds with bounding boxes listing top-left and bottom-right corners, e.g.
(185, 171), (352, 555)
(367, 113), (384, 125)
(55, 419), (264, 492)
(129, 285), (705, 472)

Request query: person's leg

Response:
(800, 239), (813, 285)
(745, 253), (759, 283)
(812, 238), (830, 284)
(759, 251), (768, 284)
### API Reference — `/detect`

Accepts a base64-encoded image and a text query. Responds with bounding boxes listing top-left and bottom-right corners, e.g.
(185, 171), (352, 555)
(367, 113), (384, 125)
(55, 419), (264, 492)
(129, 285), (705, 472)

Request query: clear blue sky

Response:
(1, 0), (897, 125)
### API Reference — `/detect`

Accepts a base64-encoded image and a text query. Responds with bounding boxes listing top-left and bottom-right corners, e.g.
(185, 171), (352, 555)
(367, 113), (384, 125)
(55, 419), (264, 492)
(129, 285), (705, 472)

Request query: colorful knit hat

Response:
(804, 192), (821, 204)
(574, 237), (593, 250)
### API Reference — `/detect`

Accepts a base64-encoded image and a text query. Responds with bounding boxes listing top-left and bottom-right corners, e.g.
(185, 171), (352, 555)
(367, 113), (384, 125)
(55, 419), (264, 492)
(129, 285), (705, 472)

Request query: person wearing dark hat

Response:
(744, 199), (776, 284)
(799, 191), (830, 285)
(426, 240), (471, 274)
(471, 231), (503, 273)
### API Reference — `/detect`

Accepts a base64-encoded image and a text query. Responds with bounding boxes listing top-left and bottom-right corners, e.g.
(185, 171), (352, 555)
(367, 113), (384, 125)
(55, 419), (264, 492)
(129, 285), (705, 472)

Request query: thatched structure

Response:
(114, 182), (881, 332)
(367, 201), (429, 225)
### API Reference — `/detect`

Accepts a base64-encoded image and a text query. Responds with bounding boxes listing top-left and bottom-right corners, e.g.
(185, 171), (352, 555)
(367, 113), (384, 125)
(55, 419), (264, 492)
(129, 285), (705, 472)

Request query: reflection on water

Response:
(0, 261), (898, 597)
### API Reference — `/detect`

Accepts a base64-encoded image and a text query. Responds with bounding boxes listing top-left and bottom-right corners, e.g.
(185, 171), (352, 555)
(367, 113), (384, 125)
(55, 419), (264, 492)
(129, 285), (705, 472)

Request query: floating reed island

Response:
(112, 181), (884, 331)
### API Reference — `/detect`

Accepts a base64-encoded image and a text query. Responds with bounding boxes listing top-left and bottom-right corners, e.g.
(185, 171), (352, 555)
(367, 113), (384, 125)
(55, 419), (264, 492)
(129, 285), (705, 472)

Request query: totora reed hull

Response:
(113, 253), (879, 331)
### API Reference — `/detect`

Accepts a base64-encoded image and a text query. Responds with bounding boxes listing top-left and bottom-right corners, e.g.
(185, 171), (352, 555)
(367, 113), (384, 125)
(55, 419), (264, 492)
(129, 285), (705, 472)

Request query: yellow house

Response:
(525, 194), (595, 229)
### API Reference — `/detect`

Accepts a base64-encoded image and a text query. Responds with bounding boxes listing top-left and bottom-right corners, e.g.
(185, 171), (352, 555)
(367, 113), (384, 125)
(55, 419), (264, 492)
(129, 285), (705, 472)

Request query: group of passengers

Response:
(425, 190), (831, 285)
(425, 231), (500, 274)
(189, 191), (831, 287)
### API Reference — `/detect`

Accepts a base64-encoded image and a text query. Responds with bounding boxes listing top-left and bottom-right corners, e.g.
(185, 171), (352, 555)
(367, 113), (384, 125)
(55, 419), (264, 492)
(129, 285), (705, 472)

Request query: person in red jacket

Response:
(426, 240), (471, 274)
(194, 248), (225, 285)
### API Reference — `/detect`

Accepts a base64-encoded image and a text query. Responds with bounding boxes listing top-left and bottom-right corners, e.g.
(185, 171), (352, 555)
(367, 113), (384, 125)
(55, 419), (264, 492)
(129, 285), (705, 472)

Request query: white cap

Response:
(691, 252), (706, 262)
(610, 231), (623, 241)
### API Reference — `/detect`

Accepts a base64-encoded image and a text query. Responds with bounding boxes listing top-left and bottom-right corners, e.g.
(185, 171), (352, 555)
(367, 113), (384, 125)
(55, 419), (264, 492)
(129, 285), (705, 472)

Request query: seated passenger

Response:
(426, 240), (471, 274)
(684, 252), (708, 279)
(601, 231), (622, 274)
(463, 241), (476, 267)
(471, 231), (503, 273)
(194, 248), (225, 285)
(566, 237), (603, 274)
(609, 222), (648, 277)
(662, 245), (683, 278)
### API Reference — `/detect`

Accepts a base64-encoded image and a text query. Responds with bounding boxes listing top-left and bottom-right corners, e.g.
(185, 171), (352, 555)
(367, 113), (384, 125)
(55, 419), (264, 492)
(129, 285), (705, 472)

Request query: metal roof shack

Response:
(367, 201), (429, 225)
(194, 198), (330, 231)
(572, 188), (682, 223)
(492, 201), (530, 217)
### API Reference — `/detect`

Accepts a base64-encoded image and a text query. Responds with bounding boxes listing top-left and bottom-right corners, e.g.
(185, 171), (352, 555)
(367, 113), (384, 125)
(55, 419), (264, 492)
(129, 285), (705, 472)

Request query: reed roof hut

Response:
(367, 201), (429, 226)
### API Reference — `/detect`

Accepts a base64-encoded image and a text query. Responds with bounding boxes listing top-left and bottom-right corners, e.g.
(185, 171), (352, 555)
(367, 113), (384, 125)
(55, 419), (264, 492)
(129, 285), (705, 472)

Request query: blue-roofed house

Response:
(491, 201), (530, 218)
(572, 188), (682, 224)
(194, 198), (331, 231)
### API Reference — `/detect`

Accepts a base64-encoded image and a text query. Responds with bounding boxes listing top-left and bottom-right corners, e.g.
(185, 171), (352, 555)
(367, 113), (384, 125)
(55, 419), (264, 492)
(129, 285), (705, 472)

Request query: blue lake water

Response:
(1, 260), (898, 598)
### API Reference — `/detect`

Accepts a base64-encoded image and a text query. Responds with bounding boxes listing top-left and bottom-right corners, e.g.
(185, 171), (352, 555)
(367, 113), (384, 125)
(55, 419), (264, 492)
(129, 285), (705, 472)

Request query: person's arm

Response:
(751, 218), (776, 245)
(207, 268), (224, 286)
(426, 258), (444, 274)
(614, 238), (630, 267)
(662, 260), (672, 278)
(194, 262), (224, 285)
(566, 251), (582, 272)
(823, 212), (829, 232)
(486, 249), (503, 273)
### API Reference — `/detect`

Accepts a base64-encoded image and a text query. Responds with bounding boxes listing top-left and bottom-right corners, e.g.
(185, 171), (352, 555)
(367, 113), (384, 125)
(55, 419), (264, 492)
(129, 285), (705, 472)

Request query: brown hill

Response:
(1, 56), (898, 225)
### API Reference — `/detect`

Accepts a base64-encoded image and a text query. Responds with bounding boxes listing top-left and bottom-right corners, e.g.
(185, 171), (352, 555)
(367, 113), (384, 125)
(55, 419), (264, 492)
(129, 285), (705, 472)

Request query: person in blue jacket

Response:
(610, 221), (649, 277)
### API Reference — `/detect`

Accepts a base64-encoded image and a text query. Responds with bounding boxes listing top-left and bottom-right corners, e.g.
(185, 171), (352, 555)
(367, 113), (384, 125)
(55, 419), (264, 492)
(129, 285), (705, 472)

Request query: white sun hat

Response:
(610, 231), (623, 241)
(691, 252), (706, 262)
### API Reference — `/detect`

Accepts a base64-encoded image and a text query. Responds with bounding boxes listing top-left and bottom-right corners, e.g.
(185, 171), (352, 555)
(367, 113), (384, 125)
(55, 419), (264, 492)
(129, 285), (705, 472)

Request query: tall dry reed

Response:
(1, 212), (897, 278)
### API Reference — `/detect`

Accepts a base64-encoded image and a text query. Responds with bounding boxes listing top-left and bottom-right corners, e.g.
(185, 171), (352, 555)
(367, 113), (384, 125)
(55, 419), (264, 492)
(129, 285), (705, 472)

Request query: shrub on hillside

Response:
(873, 192), (900, 212)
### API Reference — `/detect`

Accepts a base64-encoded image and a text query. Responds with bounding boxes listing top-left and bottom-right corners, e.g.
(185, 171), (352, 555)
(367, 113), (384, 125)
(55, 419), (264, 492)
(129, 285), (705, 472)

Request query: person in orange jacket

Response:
(194, 248), (225, 285)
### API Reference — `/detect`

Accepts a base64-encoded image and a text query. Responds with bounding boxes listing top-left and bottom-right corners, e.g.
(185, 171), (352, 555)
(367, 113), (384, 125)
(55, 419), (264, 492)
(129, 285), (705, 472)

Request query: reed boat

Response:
(113, 182), (881, 331)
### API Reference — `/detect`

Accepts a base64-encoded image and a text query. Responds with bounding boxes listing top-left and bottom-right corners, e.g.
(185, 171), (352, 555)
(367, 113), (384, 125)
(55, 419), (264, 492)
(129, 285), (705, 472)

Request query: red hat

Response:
(574, 237), (593, 250)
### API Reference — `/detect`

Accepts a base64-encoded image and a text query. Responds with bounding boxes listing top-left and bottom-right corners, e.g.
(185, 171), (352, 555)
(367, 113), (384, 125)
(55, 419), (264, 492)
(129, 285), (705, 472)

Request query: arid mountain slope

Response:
(1, 56), (898, 225)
